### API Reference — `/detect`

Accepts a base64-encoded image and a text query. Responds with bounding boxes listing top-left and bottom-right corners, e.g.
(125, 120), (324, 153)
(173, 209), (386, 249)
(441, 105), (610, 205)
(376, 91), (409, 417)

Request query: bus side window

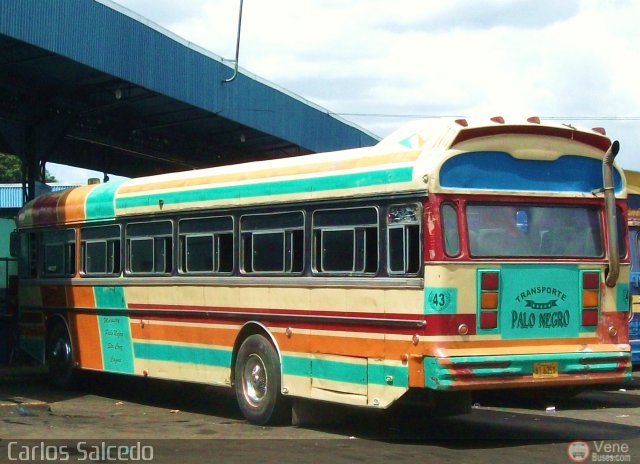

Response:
(313, 207), (378, 274)
(126, 221), (173, 275)
(179, 216), (234, 274)
(387, 204), (421, 274)
(81, 225), (121, 276)
(18, 232), (38, 278)
(240, 212), (304, 274)
(441, 203), (460, 257)
(40, 229), (76, 277)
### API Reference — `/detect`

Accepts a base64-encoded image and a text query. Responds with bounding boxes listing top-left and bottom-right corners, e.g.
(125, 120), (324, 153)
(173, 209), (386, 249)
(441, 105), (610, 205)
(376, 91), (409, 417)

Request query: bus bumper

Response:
(424, 351), (631, 390)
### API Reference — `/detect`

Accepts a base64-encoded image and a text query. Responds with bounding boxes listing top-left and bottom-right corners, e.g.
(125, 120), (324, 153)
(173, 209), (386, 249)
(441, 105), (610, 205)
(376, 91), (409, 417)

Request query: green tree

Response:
(0, 152), (57, 183)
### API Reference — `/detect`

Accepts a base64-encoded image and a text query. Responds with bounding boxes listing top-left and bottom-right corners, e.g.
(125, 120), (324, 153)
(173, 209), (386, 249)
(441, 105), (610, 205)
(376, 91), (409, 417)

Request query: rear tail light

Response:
(481, 272), (499, 290)
(481, 292), (498, 309)
(582, 309), (599, 326)
(479, 270), (500, 329)
(480, 311), (497, 329)
(581, 271), (600, 327)
(582, 290), (599, 308)
(583, 272), (599, 289)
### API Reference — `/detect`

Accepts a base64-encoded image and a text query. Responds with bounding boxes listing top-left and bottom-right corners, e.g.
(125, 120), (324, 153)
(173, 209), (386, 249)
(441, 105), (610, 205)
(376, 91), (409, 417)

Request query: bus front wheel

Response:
(234, 334), (290, 425)
(47, 322), (77, 389)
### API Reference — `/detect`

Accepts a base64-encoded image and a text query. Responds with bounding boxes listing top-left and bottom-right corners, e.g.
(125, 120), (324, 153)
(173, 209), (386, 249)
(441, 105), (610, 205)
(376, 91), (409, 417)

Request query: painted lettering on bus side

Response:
(514, 286), (567, 304)
(511, 310), (571, 329)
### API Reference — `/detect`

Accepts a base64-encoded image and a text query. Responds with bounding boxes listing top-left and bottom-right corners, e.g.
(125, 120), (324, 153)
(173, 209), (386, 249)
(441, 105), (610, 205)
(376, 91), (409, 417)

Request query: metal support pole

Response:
(223, 0), (244, 83)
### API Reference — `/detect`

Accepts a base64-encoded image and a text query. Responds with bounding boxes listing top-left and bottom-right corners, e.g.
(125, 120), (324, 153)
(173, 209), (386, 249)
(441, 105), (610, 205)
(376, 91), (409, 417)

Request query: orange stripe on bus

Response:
(129, 323), (238, 346)
(59, 185), (92, 223)
(118, 150), (421, 195)
(124, 321), (602, 364)
(66, 286), (96, 308)
(68, 313), (103, 370)
(276, 334), (601, 360)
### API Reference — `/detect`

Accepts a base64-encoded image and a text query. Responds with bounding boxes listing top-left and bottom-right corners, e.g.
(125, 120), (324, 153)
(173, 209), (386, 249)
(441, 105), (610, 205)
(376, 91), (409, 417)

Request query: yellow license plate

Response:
(533, 362), (558, 378)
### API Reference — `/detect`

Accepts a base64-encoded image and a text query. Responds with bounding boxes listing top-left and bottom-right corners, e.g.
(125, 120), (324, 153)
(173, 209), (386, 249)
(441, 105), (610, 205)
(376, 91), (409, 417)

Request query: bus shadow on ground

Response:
(472, 385), (640, 412)
(7, 369), (638, 446)
(75, 370), (245, 420)
(72, 371), (640, 445)
(306, 399), (640, 445)
(0, 365), (82, 406)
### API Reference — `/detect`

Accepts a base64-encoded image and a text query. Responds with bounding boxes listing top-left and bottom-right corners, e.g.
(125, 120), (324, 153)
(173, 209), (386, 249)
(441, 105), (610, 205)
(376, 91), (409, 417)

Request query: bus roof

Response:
(17, 117), (622, 228)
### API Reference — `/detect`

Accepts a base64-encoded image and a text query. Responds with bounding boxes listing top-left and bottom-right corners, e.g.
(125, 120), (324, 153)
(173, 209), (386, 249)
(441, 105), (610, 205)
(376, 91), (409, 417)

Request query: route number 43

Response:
(426, 289), (453, 312)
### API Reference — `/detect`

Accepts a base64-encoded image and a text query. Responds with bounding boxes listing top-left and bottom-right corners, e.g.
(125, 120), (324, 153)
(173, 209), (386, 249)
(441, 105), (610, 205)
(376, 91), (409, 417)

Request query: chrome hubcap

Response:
(51, 337), (72, 372)
(243, 354), (267, 406)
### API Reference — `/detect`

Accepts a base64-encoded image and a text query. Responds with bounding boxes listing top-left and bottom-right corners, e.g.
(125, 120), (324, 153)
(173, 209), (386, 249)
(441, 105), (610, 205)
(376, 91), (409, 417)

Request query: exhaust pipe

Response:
(603, 140), (620, 287)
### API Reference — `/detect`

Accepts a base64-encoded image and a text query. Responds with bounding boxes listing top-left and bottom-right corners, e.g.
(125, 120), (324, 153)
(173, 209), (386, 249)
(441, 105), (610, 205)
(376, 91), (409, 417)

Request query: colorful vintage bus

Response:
(14, 117), (632, 424)
(625, 170), (640, 364)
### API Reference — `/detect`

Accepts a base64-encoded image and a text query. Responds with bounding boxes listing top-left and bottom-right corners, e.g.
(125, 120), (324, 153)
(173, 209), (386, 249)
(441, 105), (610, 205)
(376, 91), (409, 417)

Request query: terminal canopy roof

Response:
(0, 0), (378, 179)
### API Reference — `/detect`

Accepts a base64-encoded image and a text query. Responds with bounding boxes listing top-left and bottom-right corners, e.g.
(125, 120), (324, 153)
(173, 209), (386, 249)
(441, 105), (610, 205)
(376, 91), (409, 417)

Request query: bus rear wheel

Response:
(47, 322), (77, 389)
(234, 334), (290, 425)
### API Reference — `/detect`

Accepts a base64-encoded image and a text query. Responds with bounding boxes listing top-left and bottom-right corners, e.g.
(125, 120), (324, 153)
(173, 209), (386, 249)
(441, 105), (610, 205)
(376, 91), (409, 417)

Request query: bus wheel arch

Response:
(231, 323), (290, 425)
(45, 315), (77, 389)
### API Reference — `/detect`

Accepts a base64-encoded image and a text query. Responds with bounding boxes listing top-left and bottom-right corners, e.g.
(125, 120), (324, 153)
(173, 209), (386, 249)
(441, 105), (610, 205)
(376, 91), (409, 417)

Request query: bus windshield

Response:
(466, 204), (603, 258)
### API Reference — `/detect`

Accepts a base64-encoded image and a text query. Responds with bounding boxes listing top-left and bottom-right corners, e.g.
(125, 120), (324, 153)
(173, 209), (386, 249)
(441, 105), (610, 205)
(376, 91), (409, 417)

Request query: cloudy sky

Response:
(50, 0), (640, 183)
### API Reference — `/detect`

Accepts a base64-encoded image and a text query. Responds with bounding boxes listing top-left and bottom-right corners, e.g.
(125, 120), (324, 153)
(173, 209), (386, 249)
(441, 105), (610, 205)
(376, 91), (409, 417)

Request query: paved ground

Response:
(0, 365), (638, 463)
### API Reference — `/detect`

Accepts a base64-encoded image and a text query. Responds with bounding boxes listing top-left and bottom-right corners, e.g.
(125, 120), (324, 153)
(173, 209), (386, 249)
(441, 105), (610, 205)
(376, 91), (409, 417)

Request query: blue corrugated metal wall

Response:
(0, 0), (378, 152)
(0, 184), (78, 209)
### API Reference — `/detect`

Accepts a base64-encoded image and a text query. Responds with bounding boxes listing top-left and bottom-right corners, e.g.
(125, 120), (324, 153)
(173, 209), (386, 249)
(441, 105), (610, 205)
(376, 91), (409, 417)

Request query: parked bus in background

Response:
(13, 117), (632, 424)
(625, 170), (640, 364)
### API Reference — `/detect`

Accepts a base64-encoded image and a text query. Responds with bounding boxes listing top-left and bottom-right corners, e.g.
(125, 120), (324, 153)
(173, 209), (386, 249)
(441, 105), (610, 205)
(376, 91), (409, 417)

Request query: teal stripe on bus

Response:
(115, 167), (414, 210)
(311, 358), (367, 385)
(86, 180), (125, 220)
(283, 355), (408, 387)
(368, 363), (409, 388)
(133, 342), (232, 367)
(94, 286), (127, 309)
(424, 351), (630, 389)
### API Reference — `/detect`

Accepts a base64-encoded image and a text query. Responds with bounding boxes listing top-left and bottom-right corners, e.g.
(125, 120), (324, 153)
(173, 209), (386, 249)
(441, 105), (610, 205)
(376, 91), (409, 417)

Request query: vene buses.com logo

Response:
(567, 441), (590, 462)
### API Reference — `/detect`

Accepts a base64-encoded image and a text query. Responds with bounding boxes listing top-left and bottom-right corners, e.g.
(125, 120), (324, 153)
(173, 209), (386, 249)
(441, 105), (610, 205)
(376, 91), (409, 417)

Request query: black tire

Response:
(234, 334), (290, 425)
(46, 322), (77, 389)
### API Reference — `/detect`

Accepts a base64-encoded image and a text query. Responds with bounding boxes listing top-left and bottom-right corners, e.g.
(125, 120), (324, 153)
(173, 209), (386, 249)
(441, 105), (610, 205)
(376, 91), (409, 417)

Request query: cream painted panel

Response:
(344, 289), (384, 313)
(309, 287), (348, 312)
(384, 289), (423, 315)
(124, 286), (149, 306)
(268, 287), (311, 311)
(202, 286), (240, 308)
(132, 359), (231, 386)
(425, 264), (486, 314)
